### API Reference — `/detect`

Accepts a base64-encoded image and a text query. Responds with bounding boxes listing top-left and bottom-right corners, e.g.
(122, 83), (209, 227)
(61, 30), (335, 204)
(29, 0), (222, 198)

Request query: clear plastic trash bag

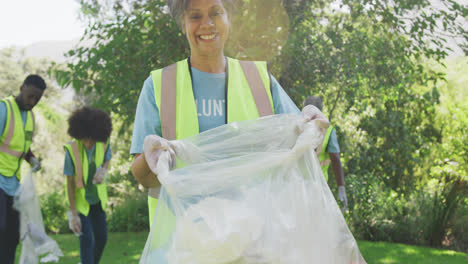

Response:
(140, 114), (366, 264)
(13, 170), (64, 263)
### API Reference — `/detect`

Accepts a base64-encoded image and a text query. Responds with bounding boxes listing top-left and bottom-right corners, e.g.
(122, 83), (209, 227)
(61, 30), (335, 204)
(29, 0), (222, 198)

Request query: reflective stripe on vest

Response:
(318, 126), (334, 181)
(152, 57), (274, 140)
(64, 140), (108, 216)
(0, 97), (35, 179)
(147, 58), (275, 239)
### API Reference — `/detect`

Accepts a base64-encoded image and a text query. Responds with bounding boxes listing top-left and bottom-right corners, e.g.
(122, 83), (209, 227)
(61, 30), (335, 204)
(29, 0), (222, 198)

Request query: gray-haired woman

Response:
(130, 0), (328, 260)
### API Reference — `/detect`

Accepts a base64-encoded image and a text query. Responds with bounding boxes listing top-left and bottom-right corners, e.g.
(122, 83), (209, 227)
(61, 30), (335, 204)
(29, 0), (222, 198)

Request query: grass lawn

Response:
(16, 232), (468, 264)
(358, 240), (468, 264)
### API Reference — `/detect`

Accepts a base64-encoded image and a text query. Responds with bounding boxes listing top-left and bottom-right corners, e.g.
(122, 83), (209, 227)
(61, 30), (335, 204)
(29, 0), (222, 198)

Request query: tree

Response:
(270, 0), (465, 191)
(0, 48), (70, 194)
(0, 48), (60, 99)
(53, 0), (467, 191)
(54, 0), (188, 131)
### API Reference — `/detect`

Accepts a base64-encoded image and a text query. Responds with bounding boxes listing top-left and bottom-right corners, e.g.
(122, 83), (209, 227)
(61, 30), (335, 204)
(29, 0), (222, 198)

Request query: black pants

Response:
(0, 188), (20, 264)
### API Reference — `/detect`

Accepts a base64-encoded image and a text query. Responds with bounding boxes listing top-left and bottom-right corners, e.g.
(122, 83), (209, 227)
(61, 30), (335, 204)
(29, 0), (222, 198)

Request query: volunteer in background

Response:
(64, 107), (112, 264)
(0, 74), (45, 263)
(303, 95), (348, 212)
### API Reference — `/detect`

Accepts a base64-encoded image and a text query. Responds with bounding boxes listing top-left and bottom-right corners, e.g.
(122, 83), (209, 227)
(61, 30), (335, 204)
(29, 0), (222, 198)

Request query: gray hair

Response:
(303, 96), (323, 111)
(168, 0), (237, 28)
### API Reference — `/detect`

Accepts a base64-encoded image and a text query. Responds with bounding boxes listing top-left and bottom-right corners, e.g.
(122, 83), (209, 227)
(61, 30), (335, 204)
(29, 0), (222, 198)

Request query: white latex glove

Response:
(67, 211), (82, 236)
(300, 105), (330, 154)
(30, 157), (41, 172)
(93, 166), (108, 184)
(143, 135), (176, 174)
(338, 185), (348, 213)
(302, 105), (329, 130)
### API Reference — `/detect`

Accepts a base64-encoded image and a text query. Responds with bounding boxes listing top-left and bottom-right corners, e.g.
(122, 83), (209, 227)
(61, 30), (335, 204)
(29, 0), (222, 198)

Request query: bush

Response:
(345, 174), (468, 251)
(106, 189), (149, 232)
(39, 191), (69, 234)
(449, 199), (468, 252)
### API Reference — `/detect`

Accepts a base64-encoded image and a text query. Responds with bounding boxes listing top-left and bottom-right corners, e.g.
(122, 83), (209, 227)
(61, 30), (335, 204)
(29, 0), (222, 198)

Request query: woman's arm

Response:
(66, 175), (78, 214)
(102, 160), (110, 170)
(329, 152), (345, 186)
(131, 153), (160, 188)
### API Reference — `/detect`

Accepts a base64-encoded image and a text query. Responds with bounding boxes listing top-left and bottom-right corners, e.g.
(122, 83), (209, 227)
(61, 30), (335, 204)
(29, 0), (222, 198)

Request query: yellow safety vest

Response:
(64, 140), (108, 216)
(318, 126), (334, 181)
(148, 57), (274, 249)
(0, 96), (35, 180)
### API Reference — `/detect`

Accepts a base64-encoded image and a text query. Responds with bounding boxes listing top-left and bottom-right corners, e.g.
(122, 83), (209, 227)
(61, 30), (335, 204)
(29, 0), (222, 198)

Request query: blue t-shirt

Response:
(64, 144), (112, 205)
(0, 101), (28, 196)
(130, 68), (300, 154)
(326, 128), (340, 153)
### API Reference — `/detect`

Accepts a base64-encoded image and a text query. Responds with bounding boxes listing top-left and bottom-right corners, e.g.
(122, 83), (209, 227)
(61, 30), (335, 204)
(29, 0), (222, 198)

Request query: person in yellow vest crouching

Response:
(64, 107), (112, 264)
(0, 75), (45, 264)
(303, 96), (348, 212)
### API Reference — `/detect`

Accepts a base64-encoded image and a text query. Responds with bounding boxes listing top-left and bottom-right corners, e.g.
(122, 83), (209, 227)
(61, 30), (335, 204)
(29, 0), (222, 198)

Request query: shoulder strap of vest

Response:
(69, 141), (85, 188)
(160, 63), (178, 140)
(318, 125), (334, 162)
(29, 110), (35, 135)
(159, 59), (273, 140)
(238, 60), (273, 117)
(0, 98), (24, 158)
(95, 140), (107, 164)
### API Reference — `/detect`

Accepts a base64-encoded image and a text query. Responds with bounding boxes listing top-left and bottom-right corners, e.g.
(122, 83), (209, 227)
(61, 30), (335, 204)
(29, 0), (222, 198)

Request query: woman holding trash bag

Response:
(130, 0), (328, 225)
(64, 107), (112, 264)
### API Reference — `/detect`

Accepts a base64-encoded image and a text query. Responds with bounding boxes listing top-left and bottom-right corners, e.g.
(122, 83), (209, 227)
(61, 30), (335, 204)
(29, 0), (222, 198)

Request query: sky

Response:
(0, 0), (85, 48)
(0, 0), (465, 55)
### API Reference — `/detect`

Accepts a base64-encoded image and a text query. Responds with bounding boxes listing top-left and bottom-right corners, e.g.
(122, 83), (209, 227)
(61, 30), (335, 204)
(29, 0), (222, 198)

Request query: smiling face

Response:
(182, 0), (230, 59)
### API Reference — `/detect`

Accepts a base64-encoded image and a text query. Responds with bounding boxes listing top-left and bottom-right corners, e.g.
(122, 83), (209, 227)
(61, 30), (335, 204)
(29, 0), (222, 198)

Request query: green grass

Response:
(358, 240), (468, 264)
(16, 232), (146, 264)
(16, 233), (468, 264)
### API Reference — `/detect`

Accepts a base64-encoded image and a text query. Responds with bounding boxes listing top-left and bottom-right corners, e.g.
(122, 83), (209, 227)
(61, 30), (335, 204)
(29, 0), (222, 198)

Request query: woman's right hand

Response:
(143, 135), (176, 174)
(72, 215), (81, 235)
(67, 211), (82, 236)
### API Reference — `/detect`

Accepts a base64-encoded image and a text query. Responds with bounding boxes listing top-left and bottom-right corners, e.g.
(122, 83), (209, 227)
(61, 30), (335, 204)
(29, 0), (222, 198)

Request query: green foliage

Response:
(53, 0), (188, 131)
(107, 190), (148, 232)
(0, 48), (61, 99)
(27, 102), (71, 194)
(37, 0), (468, 252)
(451, 199), (468, 251)
(51, 1), (467, 204)
(346, 173), (468, 251)
(422, 57), (468, 247)
(39, 191), (69, 234)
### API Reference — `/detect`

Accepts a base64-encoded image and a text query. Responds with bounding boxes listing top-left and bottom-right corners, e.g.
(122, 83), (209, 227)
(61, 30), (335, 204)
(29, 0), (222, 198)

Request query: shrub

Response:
(39, 191), (69, 234)
(345, 173), (467, 251)
(106, 189), (149, 232)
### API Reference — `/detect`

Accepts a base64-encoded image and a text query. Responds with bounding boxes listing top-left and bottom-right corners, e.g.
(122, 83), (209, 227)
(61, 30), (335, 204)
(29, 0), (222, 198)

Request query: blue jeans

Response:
(79, 202), (107, 264)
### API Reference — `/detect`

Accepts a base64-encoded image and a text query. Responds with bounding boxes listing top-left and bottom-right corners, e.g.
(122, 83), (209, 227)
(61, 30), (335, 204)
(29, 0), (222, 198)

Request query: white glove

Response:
(30, 157), (41, 172)
(302, 105), (329, 130)
(67, 211), (82, 236)
(338, 185), (348, 213)
(143, 135), (176, 174)
(93, 166), (108, 184)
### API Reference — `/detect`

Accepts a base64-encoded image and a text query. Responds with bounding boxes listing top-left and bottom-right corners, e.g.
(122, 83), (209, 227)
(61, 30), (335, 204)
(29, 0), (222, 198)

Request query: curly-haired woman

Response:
(64, 107), (112, 264)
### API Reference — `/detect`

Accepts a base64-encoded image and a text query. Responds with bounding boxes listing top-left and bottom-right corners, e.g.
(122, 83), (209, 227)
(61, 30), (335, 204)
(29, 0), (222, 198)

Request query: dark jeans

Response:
(79, 202), (108, 264)
(0, 188), (20, 264)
